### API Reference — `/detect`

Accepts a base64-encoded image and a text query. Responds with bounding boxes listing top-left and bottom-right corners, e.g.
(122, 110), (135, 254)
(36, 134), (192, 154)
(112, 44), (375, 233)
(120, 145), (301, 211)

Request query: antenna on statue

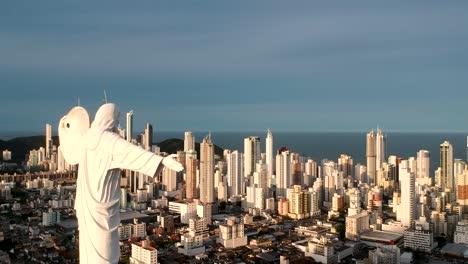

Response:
(103, 90), (108, 104)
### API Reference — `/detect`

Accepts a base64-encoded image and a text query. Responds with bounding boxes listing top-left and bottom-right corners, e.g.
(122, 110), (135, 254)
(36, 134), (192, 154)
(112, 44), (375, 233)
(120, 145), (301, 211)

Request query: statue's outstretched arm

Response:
(107, 132), (164, 177)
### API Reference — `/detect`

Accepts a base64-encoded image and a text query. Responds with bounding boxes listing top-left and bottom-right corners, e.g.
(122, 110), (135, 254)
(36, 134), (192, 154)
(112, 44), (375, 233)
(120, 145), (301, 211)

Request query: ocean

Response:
(156, 131), (468, 174)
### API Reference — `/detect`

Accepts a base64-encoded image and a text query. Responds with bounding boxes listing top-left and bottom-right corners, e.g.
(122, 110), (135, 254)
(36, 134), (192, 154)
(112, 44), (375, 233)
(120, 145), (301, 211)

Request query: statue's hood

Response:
(86, 103), (120, 150)
(91, 103), (119, 132)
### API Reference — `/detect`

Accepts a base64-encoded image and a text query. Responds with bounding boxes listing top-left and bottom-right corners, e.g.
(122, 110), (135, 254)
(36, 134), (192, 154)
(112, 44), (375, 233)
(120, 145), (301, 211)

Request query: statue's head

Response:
(58, 103), (121, 164)
(58, 106), (90, 165)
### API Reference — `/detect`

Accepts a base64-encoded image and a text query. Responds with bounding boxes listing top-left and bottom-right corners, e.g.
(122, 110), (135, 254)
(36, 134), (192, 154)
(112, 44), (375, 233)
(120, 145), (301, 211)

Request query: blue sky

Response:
(1, 1), (468, 134)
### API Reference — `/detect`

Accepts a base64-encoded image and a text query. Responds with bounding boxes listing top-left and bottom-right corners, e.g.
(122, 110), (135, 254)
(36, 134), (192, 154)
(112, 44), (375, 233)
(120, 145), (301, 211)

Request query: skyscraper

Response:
(200, 134), (214, 204)
(226, 150), (242, 197)
(276, 148), (291, 197)
(45, 123), (52, 159)
(266, 130), (274, 180)
(399, 160), (415, 228)
(457, 167), (468, 216)
(126, 111), (133, 142)
(184, 131), (195, 152)
(366, 129), (386, 186)
(244, 136), (261, 177)
(440, 141), (454, 191)
(338, 154), (353, 179)
(144, 122), (153, 151)
(185, 153), (198, 200)
(375, 128), (386, 171)
(417, 150), (430, 179)
(366, 130), (376, 185)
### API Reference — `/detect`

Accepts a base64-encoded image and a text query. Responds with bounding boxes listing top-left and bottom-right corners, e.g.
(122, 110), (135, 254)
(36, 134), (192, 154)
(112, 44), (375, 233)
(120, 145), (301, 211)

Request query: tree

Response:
(352, 243), (369, 260)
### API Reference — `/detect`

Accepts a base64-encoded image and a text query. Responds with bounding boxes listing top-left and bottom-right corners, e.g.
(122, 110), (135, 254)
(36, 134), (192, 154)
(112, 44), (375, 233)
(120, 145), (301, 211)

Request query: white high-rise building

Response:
(185, 154), (198, 200)
(440, 141), (453, 191)
(162, 167), (177, 192)
(246, 184), (265, 210)
(200, 135), (214, 204)
(375, 128), (386, 172)
(355, 164), (367, 184)
(244, 136), (261, 177)
(366, 129), (386, 186)
(184, 131), (195, 152)
(366, 130), (376, 185)
(253, 161), (269, 190)
(226, 150), (243, 197)
(276, 149), (291, 197)
(348, 188), (361, 217)
(45, 123), (52, 159)
(144, 123), (153, 151)
(308, 188), (320, 216)
(126, 111), (133, 142)
(399, 160), (415, 228)
(304, 159), (318, 187)
(266, 130), (274, 180)
(417, 150), (430, 179)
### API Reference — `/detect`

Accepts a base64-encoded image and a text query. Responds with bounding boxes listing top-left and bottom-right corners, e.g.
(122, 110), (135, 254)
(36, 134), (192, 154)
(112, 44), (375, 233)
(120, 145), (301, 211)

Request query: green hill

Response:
(0, 136), (223, 163)
(0, 135), (59, 162)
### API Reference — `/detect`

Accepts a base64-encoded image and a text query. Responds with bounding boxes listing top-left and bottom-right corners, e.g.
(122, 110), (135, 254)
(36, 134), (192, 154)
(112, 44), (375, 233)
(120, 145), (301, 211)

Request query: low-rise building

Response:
(129, 238), (158, 264)
(368, 245), (400, 264)
(454, 220), (468, 244)
(346, 211), (369, 241)
(217, 217), (247, 249)
(403, 219), (435, 253)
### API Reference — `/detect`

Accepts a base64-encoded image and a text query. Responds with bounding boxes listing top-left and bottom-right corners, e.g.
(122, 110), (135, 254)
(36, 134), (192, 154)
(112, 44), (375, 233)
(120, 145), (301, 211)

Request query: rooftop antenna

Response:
(103, 90), (108, 104)
(77, 97), (80, 106)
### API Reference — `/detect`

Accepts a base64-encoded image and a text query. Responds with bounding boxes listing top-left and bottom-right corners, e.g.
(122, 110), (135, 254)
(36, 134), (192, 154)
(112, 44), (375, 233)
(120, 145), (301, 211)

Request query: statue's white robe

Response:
(76, 130), (163, 264)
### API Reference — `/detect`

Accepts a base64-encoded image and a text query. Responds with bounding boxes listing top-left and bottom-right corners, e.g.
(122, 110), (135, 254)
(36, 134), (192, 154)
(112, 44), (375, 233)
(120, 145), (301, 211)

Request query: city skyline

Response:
(1, 1), (468, 133)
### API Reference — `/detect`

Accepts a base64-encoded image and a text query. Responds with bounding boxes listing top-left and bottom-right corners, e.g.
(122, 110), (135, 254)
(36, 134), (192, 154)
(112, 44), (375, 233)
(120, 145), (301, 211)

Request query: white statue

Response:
(58, 103), (183, 264)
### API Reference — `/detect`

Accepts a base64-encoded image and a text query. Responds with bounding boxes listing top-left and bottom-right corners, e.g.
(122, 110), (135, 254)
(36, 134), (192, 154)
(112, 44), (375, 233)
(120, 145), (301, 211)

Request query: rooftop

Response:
(360, 230), (403, 243)
(120, 211), (149, 222)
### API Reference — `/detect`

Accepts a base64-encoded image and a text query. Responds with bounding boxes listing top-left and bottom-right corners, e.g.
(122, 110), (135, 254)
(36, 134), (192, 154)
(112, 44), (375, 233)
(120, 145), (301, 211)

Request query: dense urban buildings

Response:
(3, 120), (468, 264)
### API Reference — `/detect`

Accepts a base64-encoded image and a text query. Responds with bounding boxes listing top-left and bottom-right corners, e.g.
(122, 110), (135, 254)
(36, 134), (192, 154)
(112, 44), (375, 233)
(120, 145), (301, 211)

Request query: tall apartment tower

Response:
(276, 148), (291, 197)
(244, 136), (261, 177)
(144, 122), (153, 151)
(366, 129), (386, 186)
(417, 150), (430, 179)
(366, 131), (376, 185)
(266, 130), (274, 179)
(399, 160), (415, 228)
(126, 111), (133, 142)
(184, 131), (195, 152)
(185, 151), (198, 200)
(457, 167), (468, 216)
(226, 150), (243, 197)
(440, 141), (454, 191)
(375, 128), (386, 171)
(45, 123), (52, 159)
(338, 154), (353, 178)
(200, 135), (214, 204)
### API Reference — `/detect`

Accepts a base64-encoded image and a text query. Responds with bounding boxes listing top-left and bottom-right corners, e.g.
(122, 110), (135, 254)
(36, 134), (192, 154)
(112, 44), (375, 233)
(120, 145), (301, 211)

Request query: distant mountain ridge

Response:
(0, 136), (223, 163)
(0, 136), (59, 162)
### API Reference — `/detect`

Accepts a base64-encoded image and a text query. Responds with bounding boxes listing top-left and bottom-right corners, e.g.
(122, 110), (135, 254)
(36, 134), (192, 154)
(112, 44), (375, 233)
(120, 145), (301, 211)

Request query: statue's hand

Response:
(162, 154), (184, 172)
